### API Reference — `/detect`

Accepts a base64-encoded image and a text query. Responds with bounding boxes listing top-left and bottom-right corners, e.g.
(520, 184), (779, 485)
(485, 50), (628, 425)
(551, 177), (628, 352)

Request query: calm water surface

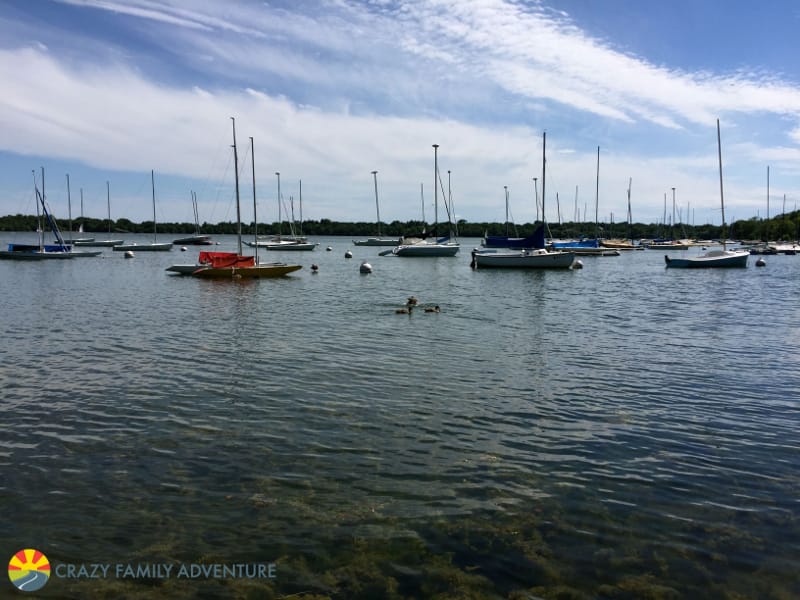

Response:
(1, 233), (798, 598)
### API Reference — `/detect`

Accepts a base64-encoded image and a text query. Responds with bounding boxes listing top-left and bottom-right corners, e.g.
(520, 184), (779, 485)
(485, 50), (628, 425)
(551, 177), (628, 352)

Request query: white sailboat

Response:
(62, 175), (95, 244)
(391, 144), (459, 257)
(74, 182), (124, 247)
(353, 170), (399, 246)
(471, 131), (575, 269)
(114, 171), (172, 252)
(248, 175), (317, 250)
(665, 120), (748, 268)
(173, 191), (213, 245)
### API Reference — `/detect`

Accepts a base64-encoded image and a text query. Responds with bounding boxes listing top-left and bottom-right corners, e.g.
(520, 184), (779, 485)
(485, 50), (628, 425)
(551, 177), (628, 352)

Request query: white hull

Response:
(113, 242), (173, 251)
(472, 248), (575, 269)
(392, 242), (460, 257)
(664, 249), (749, 268)
(352, 237), (400, 246)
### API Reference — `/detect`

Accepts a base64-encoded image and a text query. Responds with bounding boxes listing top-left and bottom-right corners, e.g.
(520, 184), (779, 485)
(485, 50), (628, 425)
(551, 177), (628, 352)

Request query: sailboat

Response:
(114, 171), (172, 251)
(664, 120), (748, 268)
(353, 171), (400, 246)
(482, 185), (541, 249)
(67, 185), (95, 244)
(391, 144), (459, 257)
(248, 176), (317, 250)
(62, 175), (94, 244)
(178, 118), (301, 279)
(601, 178), (641, 250)
(471, 131), (575, 269)
(173, 191), (214, 245)
(550, 146), (616, 255)
(1, 169), (100, 259)
(74, 182), (124, 247)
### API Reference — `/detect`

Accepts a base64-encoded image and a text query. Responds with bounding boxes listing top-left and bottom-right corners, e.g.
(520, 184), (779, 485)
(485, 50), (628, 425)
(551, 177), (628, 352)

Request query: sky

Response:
(2, 0), (800, 229)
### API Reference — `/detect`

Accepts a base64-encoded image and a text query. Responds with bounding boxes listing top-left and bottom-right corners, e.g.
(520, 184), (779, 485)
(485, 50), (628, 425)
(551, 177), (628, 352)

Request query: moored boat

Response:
(173, 118), (301, 279)
(665, 120), (748, 269)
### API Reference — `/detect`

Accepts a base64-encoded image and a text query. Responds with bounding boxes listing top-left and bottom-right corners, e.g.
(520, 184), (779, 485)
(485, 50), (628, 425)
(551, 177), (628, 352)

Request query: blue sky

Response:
(2, 0), (800, 228)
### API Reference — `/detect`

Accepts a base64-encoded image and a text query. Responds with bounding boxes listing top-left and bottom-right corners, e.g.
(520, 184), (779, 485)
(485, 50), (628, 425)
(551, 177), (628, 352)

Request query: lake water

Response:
(1, 233), (798, 599)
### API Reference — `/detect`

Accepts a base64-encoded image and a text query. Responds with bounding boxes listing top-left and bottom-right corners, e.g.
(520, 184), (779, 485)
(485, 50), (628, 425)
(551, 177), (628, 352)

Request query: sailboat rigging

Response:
(353, 170), (400, 246)
(170, 117), (301, 278)
(471, 131), (575, 269)
(114, 171), (172, 251)
(664, 119), (748, 268)
(391, 144), (460, 256)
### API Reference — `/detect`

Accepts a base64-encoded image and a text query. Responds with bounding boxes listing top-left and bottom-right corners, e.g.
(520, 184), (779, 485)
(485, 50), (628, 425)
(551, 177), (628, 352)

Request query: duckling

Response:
(406, 296), (418, 306)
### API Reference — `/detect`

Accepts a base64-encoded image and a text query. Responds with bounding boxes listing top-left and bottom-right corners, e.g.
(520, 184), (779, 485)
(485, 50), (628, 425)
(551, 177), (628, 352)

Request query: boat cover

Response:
(199, 251), (255, 268)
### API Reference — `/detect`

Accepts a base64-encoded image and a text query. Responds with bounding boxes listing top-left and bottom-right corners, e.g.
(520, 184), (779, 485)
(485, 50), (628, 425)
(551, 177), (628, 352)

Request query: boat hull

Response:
(262, 243), (317, 251)
(172, 235), (213, 245)
(73, 239), (124, 247)
(392, 243), (460, 257)
(664, 250), (749, 268)
(192, 264), (302, 279)
(113, 243), (173, 251)
(352, 238), (400, 246)
(0, 250), (73, 260)
(471, 248), (575, 269)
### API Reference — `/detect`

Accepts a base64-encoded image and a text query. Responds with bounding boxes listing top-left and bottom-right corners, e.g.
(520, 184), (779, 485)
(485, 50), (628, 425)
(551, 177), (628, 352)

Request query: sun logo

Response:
(8, 549), (50, 592)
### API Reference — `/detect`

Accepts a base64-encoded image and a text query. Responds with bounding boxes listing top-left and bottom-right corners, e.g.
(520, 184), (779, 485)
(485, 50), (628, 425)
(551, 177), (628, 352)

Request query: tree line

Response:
(1, 213), (798, 241)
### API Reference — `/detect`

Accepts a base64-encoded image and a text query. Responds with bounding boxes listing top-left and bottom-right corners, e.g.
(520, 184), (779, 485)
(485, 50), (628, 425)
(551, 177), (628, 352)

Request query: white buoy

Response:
(181, 246), (188, 251)
(345, 250), (353, 258)
(326, 246), (333, 251)
(573, 259), (583, 269)
(360, 261), (373, 274)
(124, 250), (135, 259)
(756, 258), (766, 267)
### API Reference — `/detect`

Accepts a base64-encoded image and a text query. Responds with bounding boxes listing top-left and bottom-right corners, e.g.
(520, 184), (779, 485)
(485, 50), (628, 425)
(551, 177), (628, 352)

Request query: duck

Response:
(424, 305), (440, 313)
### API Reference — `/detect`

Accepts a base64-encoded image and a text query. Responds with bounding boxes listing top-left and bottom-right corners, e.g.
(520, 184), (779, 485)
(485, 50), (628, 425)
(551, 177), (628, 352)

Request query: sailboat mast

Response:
(66, 173), (73, 241)
(504, 186), (509, 236)
(595, 146), (600, 240)
(250, 136), (258, 263)
(420, 183), (425, 228)
(275, 172), (281, 239)
(32, 170), (42, 250)
(766, 165), (770, 243)
(231, 117), (242, 256)
(106, 181), (111, 235)
(541, 131), (546, 227)
(432, 144), (439, 237)
(151, 169), (157, 242)
(717, 118), (726, 250)
(671, 187), (676, 240)
(627, 177), (633, 244)
(299, 179), (303, 237)
(372, 170), (380, 236)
